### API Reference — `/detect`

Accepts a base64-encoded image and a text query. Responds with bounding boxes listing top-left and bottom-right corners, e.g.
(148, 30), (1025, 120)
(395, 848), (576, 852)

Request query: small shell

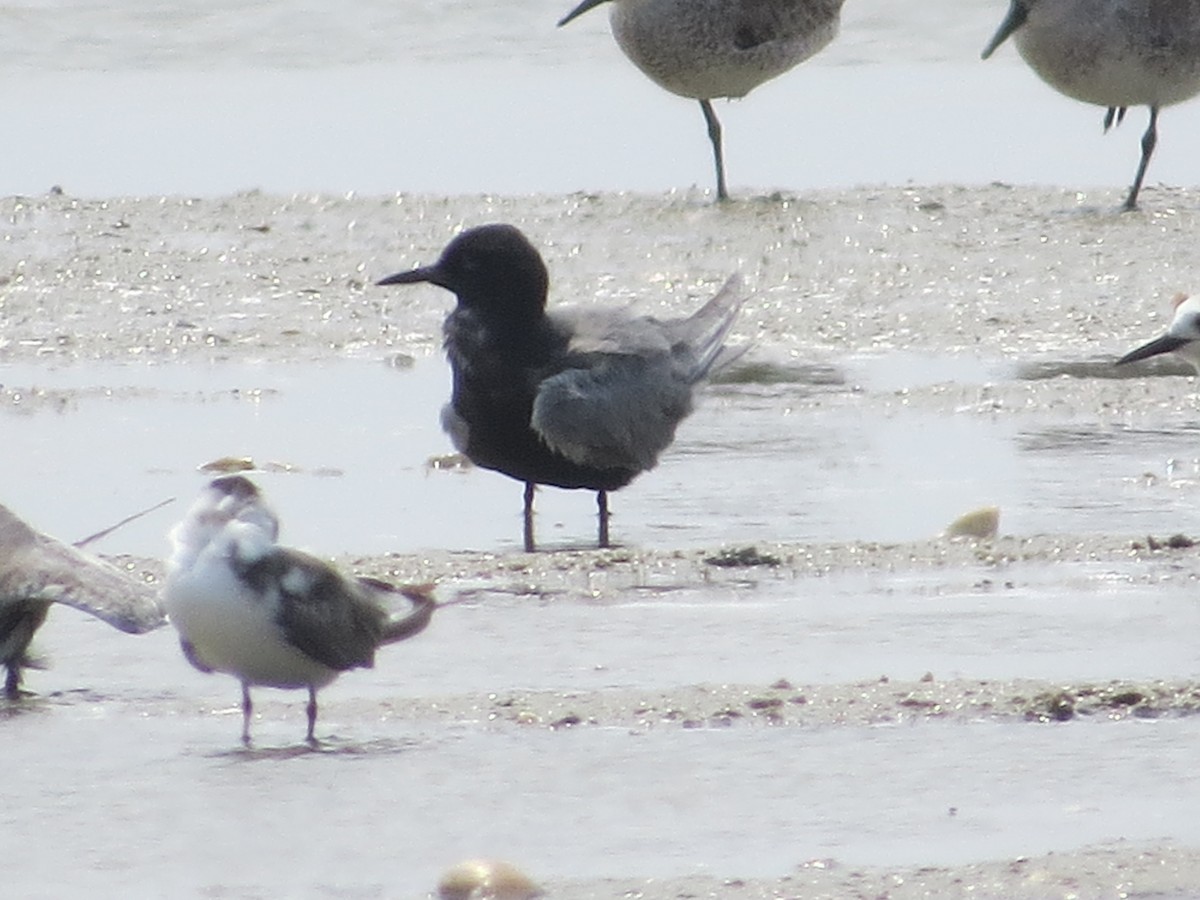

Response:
(437, 859), (542, 900)
(198, 456), (255, 474)
(944, 506), (1000, 540)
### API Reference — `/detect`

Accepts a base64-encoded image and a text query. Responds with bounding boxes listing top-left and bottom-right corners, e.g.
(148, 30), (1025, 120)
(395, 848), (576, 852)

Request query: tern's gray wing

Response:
(533, 276), (746, 473)
(235, 546), (387, 672)
(662, 274), (747, 382)
(532, 311), (693, 472)
(0, 503), (164, 634)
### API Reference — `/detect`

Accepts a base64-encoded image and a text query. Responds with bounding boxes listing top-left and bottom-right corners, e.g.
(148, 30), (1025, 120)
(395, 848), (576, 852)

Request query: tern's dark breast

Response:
(443, 309), (637, 492)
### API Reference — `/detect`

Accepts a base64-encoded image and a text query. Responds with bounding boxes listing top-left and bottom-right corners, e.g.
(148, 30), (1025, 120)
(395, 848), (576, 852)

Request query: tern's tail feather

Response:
(357, 578), (437, 645)
(675, 274), (748, 383)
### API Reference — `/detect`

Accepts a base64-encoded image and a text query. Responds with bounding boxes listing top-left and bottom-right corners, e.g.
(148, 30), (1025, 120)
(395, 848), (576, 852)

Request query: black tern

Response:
(164, 475), (436, 746)
(376, 223), (746, 551)
(982, 0), (1200, 211)
(1116, 293), (1200, 372)
(557, 0), (844, 201)
(0, 502), (164, 698)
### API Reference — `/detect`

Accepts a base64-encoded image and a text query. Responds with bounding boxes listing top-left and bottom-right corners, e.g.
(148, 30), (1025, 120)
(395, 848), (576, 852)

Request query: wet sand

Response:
(6, 186), (1200, 897)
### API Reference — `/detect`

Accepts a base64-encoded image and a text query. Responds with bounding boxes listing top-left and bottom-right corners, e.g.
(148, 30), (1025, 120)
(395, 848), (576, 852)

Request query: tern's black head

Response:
(377, 224), (550, 321)
(208, 474), (261, 502)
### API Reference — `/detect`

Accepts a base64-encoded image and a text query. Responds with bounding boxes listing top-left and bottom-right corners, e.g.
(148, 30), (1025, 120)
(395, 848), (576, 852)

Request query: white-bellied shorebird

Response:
(164, 475), (435, 746)
(0, 502), (163, 697)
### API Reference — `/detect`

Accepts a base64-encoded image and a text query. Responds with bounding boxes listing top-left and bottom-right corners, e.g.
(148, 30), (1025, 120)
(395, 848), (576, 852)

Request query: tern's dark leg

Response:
(1123, 105), (1159, 212)
(523, 482), (536, 552)
(306, 686), (318, 746)
(597, 490), (610, 548)
(4, 662), (19, 699)
(699, 99), (729, 202)
(241, 683), (253, 746)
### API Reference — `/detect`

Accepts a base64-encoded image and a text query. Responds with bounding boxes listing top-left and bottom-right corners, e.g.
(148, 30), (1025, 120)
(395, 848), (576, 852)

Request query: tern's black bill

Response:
(1116, 334), (1191, 365)
(376, 266), (436, 287)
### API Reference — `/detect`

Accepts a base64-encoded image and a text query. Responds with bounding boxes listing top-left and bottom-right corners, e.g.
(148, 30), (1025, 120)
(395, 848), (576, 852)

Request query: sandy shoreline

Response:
(3, 183), (1199, 362)
(7, 185), (1200, 897)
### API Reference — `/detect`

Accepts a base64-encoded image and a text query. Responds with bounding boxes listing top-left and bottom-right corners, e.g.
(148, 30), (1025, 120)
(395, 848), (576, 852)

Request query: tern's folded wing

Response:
(236, 546), (387, 672)
(531, 349), (694, 472)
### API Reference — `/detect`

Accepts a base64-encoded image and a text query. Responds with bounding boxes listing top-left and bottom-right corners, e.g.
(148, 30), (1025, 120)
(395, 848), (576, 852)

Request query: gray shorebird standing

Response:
(164, 476), (435, 746)
(982, 0), (1200, 211)
(558, 0), (844, 201)
(377, 224), (746, 551)
(0, 502), (164, 697)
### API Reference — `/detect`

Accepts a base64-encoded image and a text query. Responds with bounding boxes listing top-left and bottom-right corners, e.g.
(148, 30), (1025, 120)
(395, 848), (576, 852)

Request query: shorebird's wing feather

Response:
(234, 546), (386, 672)
(734, 0), (843, 51)
(0, 503), (164, 634)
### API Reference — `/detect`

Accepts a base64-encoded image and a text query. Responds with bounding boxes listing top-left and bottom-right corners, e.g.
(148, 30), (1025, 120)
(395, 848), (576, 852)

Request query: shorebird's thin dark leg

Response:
(1124, 105), (1158, 212)
(306, 686), (318, 746)
(699, 99), (729, 202)
(523, 482), (537, 552)
(241, 683), (253, 746)
(597, 490), (611, 548)
(1103, 106), (1127, 132)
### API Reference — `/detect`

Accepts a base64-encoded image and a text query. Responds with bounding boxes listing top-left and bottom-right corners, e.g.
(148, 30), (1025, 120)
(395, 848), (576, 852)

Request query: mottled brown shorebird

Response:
(558, 0), (845, 201)
(982, 0), (1200, 210)
(0, 502), (164, 697)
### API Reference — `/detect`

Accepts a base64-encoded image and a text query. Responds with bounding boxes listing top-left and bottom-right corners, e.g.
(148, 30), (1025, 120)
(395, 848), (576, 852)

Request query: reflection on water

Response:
(1016, 356), (1195, 381)
(1019, 423), (1200, 454)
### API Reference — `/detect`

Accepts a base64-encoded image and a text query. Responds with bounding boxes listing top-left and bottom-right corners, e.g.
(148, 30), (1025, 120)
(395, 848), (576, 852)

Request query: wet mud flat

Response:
(5, 185), (1200, 897)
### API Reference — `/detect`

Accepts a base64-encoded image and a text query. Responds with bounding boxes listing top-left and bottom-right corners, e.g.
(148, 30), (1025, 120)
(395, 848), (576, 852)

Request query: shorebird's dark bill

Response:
(981, 0), (1028, 60)
(1116, 334), (1190, 365)
(557, 0), (611, 28)
(376, 267), (435, 286)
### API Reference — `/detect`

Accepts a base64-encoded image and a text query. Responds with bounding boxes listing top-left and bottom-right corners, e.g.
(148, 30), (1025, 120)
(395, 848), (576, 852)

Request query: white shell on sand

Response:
(437, 859), (542, 900)
(944, 506), (1000, 540)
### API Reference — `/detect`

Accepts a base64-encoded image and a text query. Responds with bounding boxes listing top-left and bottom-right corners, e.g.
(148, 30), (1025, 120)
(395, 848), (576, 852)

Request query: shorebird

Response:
(557, 0), (844, 201)
(1116, 293), (1200, 371)
(0, 502), (164, 698)
(982, 0), (1200, 211)
(377, 223), (746, 551)
(164, 475), (436, 746)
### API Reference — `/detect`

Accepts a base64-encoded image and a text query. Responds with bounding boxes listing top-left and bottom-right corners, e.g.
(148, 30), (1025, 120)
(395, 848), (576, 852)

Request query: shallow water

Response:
(6, 353), (1200, 557)
(4, 2), (1200, 892)
(1, 1), (1198, 197)
(11, 702), (1200, 898)
(8, 550), (1200, 898)
(8, 345), (1200, 895)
